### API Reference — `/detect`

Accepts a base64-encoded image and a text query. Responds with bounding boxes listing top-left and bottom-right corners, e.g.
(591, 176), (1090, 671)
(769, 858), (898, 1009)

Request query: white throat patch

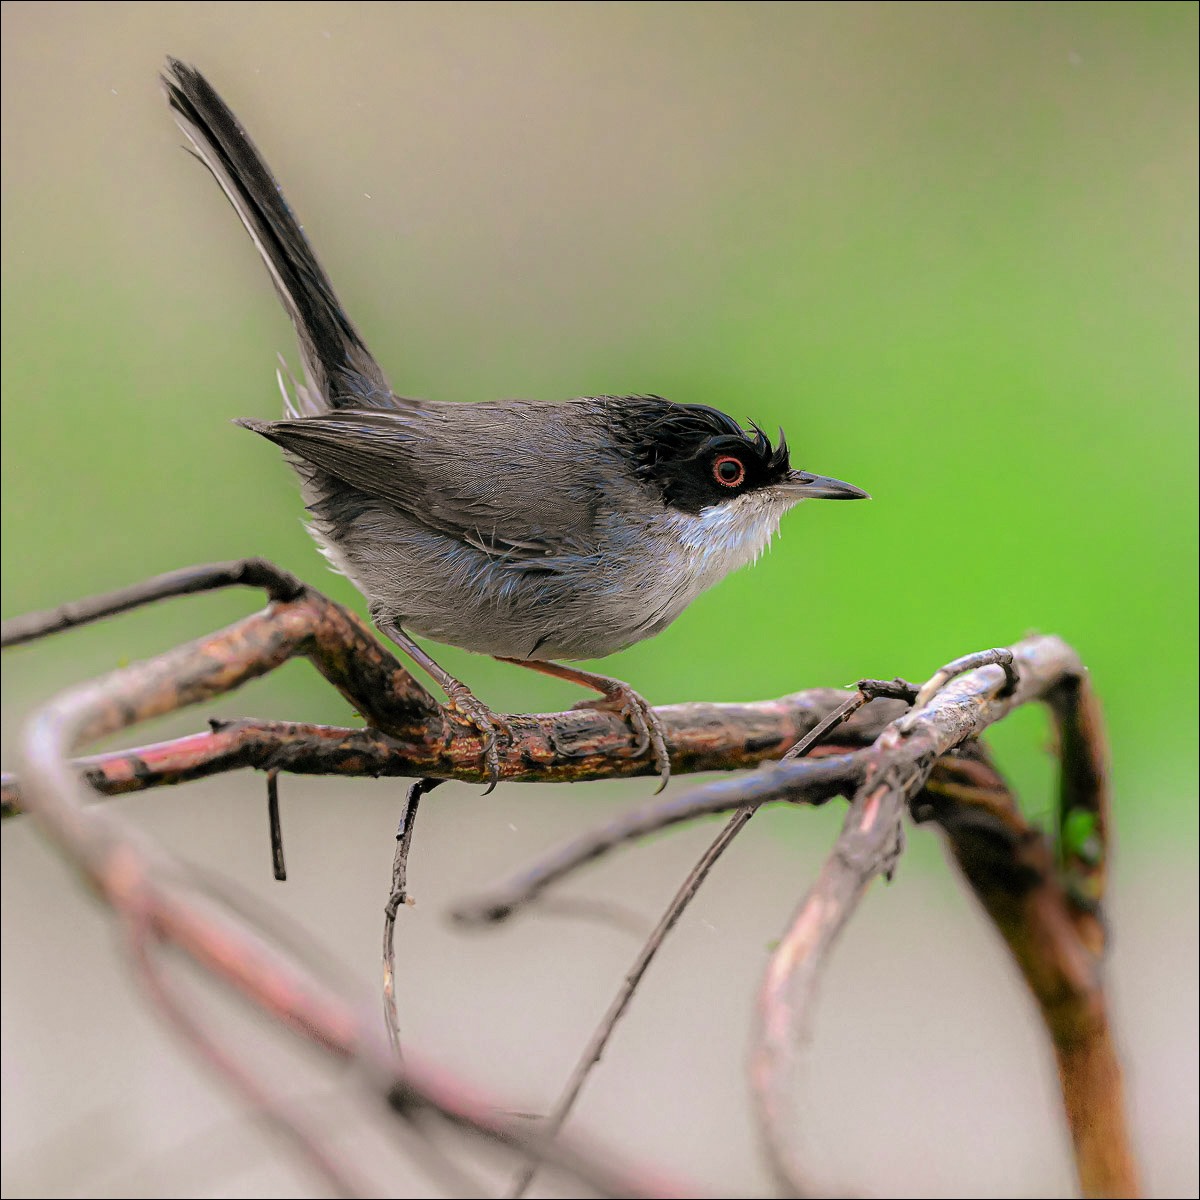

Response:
(664, 490), (797, 582)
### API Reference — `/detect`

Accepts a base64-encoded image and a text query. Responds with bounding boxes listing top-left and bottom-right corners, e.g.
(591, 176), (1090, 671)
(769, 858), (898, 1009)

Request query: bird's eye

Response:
(713, 455), (746, 487)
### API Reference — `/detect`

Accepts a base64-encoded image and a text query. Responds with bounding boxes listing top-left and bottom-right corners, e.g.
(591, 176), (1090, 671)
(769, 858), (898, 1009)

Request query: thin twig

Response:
(123, 904), (367, 1199)
(853, 677), (920, 704)
(266, 769), (286, 881)
(505, 805), (755, 1199)
(910, 647), (1018, 709)
(780, 693), (867, 760)
(0, 557), (305, 647)
(451, 754), (857, 925)
(383, 778), (439, 1055)
(779, 677), (917, 763)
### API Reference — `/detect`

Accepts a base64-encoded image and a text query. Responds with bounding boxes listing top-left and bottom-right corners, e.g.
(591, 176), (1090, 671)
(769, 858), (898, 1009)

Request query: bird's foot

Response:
(443, 682), (511, 794)
(573, 679), (671, 793)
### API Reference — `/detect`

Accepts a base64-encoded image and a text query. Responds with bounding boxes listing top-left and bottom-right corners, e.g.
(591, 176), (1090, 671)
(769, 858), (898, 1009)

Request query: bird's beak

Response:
(780, 469), (871, 500)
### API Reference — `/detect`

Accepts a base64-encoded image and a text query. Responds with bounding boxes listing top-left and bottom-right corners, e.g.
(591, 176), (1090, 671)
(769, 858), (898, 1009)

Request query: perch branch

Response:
(0, 697), (892, 817)
(2, 687), (914, 818)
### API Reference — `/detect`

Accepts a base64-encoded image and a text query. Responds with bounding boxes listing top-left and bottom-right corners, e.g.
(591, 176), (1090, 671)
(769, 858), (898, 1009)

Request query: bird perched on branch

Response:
(162, 59), (868, 791)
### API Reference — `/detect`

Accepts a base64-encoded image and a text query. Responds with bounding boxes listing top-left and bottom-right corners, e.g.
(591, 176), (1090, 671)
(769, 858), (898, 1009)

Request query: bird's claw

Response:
(445, 685), (510, 794)
(575, 683), (672, 793)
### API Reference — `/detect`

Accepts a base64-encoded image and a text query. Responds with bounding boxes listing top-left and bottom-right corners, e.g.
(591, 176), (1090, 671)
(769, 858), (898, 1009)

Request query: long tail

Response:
(162, 58), (394, 412)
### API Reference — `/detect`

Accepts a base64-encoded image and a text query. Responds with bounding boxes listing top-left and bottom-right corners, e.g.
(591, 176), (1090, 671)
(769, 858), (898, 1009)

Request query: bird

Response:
(161, 59), (868, 792)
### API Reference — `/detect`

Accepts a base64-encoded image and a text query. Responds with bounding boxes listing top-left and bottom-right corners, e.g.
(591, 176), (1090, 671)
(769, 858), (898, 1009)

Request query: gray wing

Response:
(238, 402), (606, 562)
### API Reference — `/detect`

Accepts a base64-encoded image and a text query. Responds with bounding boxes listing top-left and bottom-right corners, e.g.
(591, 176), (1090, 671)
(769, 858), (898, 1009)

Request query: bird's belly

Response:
(382, 558), (684, 662)
(303, 482), (782, 663)
(309, 504), (693, 661)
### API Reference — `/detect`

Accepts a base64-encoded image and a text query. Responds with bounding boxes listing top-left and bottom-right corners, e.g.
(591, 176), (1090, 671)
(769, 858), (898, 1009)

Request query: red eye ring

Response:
(713, 455), (746, 488)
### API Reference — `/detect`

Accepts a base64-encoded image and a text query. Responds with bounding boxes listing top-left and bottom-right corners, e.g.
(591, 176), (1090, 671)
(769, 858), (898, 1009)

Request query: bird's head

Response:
(610, 397), (868, 518)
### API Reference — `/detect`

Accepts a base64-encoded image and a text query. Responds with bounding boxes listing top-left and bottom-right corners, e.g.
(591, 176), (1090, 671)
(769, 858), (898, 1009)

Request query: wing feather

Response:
(238, 403), (605, 563)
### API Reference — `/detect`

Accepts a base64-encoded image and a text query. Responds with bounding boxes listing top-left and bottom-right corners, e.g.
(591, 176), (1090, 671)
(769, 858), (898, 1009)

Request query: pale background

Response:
(2, 3), (1196, 1197)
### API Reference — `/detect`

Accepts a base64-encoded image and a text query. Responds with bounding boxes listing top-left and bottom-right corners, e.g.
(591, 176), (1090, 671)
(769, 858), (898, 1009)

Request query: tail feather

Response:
(162, 58), (394, 411)
(275, 353), (324, 418)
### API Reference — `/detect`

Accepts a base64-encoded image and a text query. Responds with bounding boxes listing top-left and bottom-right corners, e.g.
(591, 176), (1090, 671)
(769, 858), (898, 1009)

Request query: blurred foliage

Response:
(2, 2), (1195, 841)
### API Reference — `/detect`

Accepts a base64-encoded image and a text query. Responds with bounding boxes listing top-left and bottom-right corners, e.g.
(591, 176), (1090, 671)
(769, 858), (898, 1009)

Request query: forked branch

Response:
(1, 562), (1137, 1197)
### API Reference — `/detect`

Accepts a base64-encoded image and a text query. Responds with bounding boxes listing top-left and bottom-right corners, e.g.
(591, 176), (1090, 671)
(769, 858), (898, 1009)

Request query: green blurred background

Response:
(2, 4), (1196, 1197)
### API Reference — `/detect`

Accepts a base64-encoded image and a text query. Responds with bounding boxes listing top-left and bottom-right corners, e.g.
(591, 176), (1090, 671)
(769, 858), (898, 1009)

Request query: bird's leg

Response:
(495, 658), (672, 792)
(376, 620), (509, 793)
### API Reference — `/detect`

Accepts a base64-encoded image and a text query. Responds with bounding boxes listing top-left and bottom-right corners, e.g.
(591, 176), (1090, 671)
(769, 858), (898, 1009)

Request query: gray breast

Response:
(296, 456), (696, 661)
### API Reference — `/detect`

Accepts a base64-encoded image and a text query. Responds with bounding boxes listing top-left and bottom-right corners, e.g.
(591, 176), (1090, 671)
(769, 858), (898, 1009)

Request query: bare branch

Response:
(752, 734), (913, 1195)
(451, 753), (857, 924)
(265, 768), (286, 881)
(750, 637), (1137, 1199)
(3, 566), (1138, 1197)
(931, 678), (1137, 1198)
(382, 778), (439, 1055)
(124, 905), (368, 1198)
(911, 646), (1019, 707)
(449, 660), (1019, 927)
(0, 557), (305, 647)
(2, 692), (912, 816)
